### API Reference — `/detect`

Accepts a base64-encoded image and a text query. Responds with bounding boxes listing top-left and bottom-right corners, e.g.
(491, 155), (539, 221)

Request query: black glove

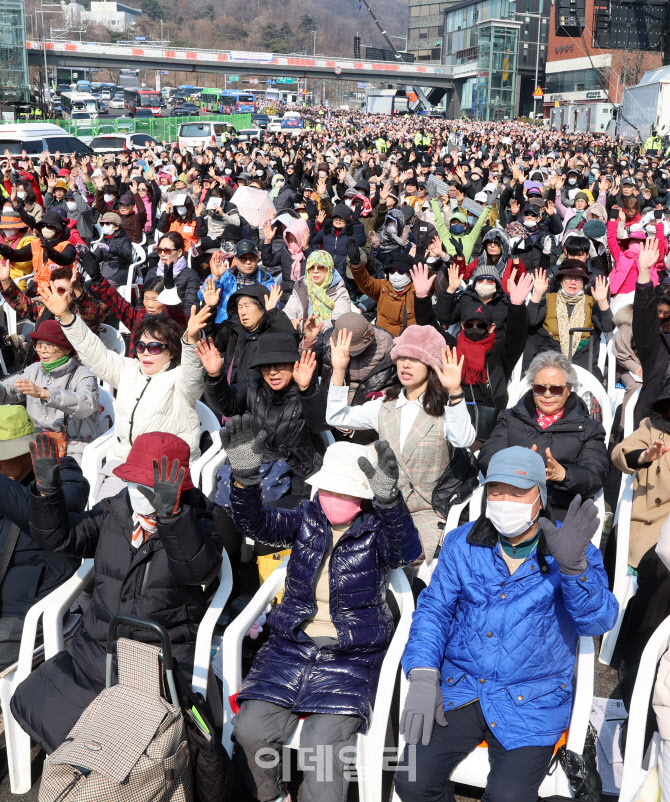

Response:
(608, 207), (619, 221)
(219, 414), (267, 486)
(358, 440), (400, 506)
(347, 237), (361, 266)
(450, 237), (463, 257)
(137, 456), (185, 518)
(0, 243), (11, 258)
(655, 209), (663, 220)
(540, 495), (599, 575)
(163, 260), (175, 290)
(76, 245), (102, 281)
(510, 238), (526, 256)
(28, 433), (61, 492)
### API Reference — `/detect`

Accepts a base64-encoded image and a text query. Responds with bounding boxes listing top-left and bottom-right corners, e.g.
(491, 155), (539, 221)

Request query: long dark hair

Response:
(384, 369), (447, 417)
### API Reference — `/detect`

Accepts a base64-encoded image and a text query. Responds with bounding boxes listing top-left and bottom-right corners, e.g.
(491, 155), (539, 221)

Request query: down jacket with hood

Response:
(144, 257), (201, 316)
(435, 284), (509, 335)
(283, 270), (351, 331)
(59, 314), (204, 463)
(11, 483), (221, 754)
(199, 265), (275, 325)
(478, 390), (609, 521)
(229, 483), (421, 730)
(205, 285), (298, 384)
(401, 514), (618, 750)
(260, 218), (317, 302)
(310, 212), (366, 274)
(607, 219), (667, 293)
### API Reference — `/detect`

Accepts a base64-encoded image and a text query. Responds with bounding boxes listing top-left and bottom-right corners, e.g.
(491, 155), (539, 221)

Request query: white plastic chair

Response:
(190, 401), (222, 489)
(507, 363), (613, 442)
(97, 324), (127, 391)
(597, 332), (607, 377)
(414, 493), (474, 588)
(393, 636), (595, 800)
(0, 559), (95, 793)
(606, 336), (625, 416)
(220, 561), (414, 802)
(618, 614), (670, 802)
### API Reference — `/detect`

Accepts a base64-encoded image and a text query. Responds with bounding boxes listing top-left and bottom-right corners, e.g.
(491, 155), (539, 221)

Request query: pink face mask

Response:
(319, 490), (362, 526)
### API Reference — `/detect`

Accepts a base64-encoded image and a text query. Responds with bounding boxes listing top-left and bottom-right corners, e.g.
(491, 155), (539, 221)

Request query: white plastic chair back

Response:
(623, 387), (640, 440)
(190, 401), (222, 488)
(618, 615), (670, 802)
(97, 386), (115, 435)
(597, 332), (607, 376)
(97, 323), (126, 356)
(220, 562), (414, 802)
(606, 336), (625, 415)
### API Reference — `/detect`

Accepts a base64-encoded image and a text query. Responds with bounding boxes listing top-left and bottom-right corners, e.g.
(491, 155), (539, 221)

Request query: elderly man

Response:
(395, 445), (617, 802)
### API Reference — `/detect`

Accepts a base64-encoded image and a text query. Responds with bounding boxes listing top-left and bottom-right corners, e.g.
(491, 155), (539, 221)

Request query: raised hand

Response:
(540, 495), (599, 575)
(545, 447), (566, 482)
(447, 264), (462, 294)
(37, 282), (71, 321)
(202, 276), (221, 308)
(410, 262), (436, 299)
(185, 304), (211, 344)
(638, 237), (660, 281)
(330, 328), (353, 371)
(591, 275), (610, 306)
(210, 251), (230, 279)
(292, 349), (317, 391)
(262, 219), (275, 242)
(641, 439), (670, 463)
(264, 282), (282, 311)
(434, 347), (464, 394)
(532, 268), (549, 301)
(195, 336), (223, 378)
(219, 414), (266, 485)
(509, 271), (534, 305)
(28, 433), (61, 492)
(302, 314), (324, 342)
(357, 440), (400, 506)
(137, 456), (185, 517)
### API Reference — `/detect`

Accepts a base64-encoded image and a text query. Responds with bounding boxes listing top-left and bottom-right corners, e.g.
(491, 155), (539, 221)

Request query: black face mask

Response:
(463, 327), (490, 342)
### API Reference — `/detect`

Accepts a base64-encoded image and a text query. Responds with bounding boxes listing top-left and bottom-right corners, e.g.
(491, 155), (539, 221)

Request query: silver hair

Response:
(526, 351), (578, 390)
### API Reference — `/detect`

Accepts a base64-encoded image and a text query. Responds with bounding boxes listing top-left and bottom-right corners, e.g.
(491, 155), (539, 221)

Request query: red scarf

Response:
(456, 330), (496, 385)
(536, 408), (565, 429)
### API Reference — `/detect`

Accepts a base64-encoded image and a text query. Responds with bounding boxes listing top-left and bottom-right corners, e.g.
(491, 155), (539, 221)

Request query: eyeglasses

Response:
(34, 342), (60, 351)
(157, 247), (176, 255)
(136, 341), (169, 355)
(532, 384), (568, 397)
(462, 320), (488, 331)
(260, 362), (291, 373)
(54, 286), (69, 296)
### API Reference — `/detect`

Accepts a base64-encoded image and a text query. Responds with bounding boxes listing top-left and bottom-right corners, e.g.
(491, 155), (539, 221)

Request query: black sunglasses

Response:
(532, 383), (567, 397)
(136, 341), (169, 355)
(463, 320), (488, 331)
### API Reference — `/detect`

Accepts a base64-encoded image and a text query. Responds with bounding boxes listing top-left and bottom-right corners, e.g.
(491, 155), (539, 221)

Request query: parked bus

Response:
(100, 82), (117, 99)
(61, 91), (99, 119)
(124, 88), (162, 117)
(118, 69), (140, 90)
(75, 80), (91, 93)
(201, 89), (254, 114)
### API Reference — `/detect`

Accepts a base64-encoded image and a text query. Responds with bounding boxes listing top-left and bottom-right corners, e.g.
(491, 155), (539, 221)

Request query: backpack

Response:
(39, 616), (192, 802)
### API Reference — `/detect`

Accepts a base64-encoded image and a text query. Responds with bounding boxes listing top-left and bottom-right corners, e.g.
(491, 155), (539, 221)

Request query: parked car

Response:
(134, 108), (155, 119)
(177, 121), (235, 150)
(108, 96), (125, 110)
(266, 116), (282, 133)
(88, 133), (160, 153)
(97, 100), (109, 115)
(172, 103), (200, 117)
(236, 128), (263, 142)
(252, 113), (270, 129)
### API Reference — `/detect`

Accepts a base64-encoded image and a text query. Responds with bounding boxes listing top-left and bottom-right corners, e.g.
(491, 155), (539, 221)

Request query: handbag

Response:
(545, 723), (603, 802)
(43, 365), (76, 459)
(431, 447), (479, 520)
(465, 385), (500, 442)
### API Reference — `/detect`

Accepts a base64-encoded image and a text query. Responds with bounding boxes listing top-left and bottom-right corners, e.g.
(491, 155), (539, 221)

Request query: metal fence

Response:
(45, 113), (253, 142)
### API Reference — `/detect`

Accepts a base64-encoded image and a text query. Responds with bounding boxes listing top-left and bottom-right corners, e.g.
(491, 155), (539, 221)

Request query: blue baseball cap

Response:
(482, 446), (547, 505)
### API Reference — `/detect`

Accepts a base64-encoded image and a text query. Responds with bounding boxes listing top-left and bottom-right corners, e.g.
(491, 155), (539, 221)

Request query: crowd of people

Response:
(1, 110), (670, 801)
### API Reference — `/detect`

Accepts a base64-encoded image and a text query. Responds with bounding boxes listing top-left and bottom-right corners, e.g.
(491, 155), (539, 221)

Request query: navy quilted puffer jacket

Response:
(230, 484), (422, 729)
(402, 515), (618, 750)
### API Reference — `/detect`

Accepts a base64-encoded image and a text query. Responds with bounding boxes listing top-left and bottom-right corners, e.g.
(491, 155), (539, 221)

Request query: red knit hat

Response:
(29, 320), (74, 351)
(113, 432), (194, 490)
(390, 324), (446, 369)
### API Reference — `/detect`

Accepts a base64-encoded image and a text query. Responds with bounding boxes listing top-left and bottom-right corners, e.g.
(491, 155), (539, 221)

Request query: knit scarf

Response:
(284, 219), (310, 281)
(157, 255), (187, 279)
(131, 512), (157, 548)
(305, 263), (335, 322)
(352, 192), (372, 217)
(456, 330), (496, 385)
(556, 290), (586, 357)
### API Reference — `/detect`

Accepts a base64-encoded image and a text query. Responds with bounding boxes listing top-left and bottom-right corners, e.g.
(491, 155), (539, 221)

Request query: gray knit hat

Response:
(470, 263), (502, 286)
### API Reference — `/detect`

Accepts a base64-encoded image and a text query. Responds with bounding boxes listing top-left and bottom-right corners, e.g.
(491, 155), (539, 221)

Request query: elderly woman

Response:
(37, 281), (208, 500)
(283, 250), (351, 333)
(479, 351), (609, 522)
(526, 261), (613, 381)
(0, 320), (99, 462)
(261, 217), (315, 303)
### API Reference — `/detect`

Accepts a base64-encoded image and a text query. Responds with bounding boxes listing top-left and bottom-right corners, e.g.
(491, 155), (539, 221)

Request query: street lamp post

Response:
(312, 30), (316, 57)
(523, 12), (546, 120)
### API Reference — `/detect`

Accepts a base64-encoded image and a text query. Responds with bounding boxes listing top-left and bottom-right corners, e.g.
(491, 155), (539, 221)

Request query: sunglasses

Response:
(260, 362), (291, 373)
(532, 383), (567, 397)
(463, 320), (488, 331)
(55, 286), (69, 295)
(157, 247), (176, 255)
(136, 341), (169, 355)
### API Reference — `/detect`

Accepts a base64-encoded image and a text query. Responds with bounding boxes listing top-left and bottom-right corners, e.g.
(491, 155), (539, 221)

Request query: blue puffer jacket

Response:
(402, 516), (618, 750)
(198, 266), (275, 324)
(230, 484), (422, 730)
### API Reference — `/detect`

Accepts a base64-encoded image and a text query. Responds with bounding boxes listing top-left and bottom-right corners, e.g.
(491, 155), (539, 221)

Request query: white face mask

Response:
(127, 483), (155, 515)
(176, 205), (187, 216)
(101, 224), (115, 236)
(3, 229), (17, 239)
(477, 282), (497, 298)
(318, 171), (328, 178)
(388, 271), (411, 290)
(560, 286), (584, 299)
(224, 168), (233, 175)
(567, 178), (577, 186)
(103, 193), (113, 203)
(255, 169), (264, 177)
(16, 190), (26, 199)
(486, 493), (541, 538)
(66, 201), (77, 212)
(524, 219), (537, 229)
(41, 227), (56, 239)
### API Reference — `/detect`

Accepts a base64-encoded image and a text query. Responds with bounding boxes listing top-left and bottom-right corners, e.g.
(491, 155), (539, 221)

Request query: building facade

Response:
(80, 1), (142, 31)
(407, 0), (454, 63)
(0, 0), (29, 107)
(442, 0), (550, 119)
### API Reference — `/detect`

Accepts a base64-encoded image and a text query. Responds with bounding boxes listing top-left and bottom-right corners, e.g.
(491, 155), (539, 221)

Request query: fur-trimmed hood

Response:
(613, 304), (634, 328)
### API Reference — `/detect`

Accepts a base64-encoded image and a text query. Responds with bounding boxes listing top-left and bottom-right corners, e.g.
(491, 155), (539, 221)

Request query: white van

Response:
(282, 111), (302, 120)
(177, 121), (235, 150)
(0, 123), (91, 156)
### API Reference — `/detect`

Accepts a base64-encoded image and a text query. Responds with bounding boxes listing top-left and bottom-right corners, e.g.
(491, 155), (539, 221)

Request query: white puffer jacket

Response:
(60, 314), (204, 464)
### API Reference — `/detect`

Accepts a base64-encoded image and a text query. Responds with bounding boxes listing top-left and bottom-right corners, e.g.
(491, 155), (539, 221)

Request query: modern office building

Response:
(0, 0), (30, 107)
(407, 0), (455, 63)
(442, 0), (550, 119)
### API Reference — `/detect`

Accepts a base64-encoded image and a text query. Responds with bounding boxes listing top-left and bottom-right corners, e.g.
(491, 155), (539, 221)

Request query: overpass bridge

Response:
(26, 39), (453, 91)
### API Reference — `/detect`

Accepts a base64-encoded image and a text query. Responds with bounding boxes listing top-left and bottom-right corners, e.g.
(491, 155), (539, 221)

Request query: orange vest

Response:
(169, 219), (197, 251)
(30, 239), (74, 288)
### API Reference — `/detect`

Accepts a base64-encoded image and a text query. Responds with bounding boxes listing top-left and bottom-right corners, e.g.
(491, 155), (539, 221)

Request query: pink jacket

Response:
(607, 220), (667, 294)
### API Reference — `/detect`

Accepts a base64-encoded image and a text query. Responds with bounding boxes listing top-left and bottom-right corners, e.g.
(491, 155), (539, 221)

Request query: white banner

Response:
(230, 50), (274, 63)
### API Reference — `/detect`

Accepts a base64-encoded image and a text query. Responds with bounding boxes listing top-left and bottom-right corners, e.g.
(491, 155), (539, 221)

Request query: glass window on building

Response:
(0, 0), (30, 107)
(473, 22), (519, 120)
(545, 68), (601, 94)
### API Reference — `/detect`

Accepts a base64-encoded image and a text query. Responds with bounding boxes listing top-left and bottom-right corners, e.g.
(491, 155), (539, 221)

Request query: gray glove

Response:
(540, 494), (599, 575)
(219, 414), (267, 486)
(488, 186), (500, 205)
(400, 668), (447, 746)
(358, 440), (399, 506)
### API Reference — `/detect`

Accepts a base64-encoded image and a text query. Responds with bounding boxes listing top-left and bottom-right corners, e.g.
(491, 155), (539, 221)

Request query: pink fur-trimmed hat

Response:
(390, 325), (445, 369)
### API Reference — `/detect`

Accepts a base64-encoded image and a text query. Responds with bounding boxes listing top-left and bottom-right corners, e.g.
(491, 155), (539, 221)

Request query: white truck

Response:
(614, 66), (670, 141)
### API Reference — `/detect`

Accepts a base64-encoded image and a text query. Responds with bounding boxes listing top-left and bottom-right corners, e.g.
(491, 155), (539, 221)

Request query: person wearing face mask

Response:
(480, 352), (609, 522)
(143, 231), (201, 314)
(156, 194), (206, 253)
(526, 262), (612, 380)
(283, 250), (351, 332)
(261, 215), (315, 302)
(37, 282), (209, 500)
(224, 427), (421, 802)
(60, 188), (95, 244)
(10, 432), (221, 755)
(395, 446), (617, 802)
(327, 325), (475, 561)
(310, 203), (366, 275)
(0, 209), (34, 287)
(437, 263), (511, 337)
(0, 211), (76, 291)
(87, 211), (133, 288)
(112, 192), (146, 245)
(430, 196), (495, 268)
(5, 178), (43, 223)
